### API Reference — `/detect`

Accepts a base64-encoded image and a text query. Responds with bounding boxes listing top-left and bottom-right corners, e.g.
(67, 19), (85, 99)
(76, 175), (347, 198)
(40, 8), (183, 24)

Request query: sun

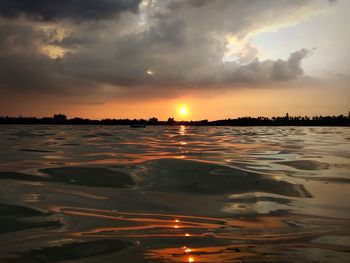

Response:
(178, 105), (189, 117)
(180, 107), (188, 115)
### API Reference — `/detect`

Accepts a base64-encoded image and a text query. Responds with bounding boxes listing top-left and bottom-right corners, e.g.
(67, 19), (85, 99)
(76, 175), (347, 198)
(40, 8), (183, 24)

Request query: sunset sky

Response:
(0, 0), (349, 120)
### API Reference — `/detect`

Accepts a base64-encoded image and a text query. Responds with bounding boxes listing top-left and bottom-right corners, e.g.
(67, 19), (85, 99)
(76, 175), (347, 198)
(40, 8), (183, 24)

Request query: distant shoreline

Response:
(1, 113), (349, 126)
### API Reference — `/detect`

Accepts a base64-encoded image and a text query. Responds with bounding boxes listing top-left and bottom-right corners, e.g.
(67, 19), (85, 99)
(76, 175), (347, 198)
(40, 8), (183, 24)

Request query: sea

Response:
(0, 125), (349, 262)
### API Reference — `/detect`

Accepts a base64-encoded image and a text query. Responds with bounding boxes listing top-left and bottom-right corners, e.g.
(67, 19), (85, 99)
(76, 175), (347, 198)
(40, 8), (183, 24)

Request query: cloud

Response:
(0, 0), (141, 21)
(216, 49), (311, 84)
(0, 23), (97, 95)
(0, 0), (332, 101)
(271, 49), (311, 81)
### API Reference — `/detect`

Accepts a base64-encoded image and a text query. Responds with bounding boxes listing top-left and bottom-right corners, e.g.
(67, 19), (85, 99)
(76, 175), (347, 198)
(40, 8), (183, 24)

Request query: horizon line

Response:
(1, 112), (350, 123)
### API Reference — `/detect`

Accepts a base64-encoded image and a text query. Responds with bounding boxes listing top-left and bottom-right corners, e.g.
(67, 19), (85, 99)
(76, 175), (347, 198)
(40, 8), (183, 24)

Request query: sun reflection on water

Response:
(184, 248), (192, 253)
(179, 125), (186, 135)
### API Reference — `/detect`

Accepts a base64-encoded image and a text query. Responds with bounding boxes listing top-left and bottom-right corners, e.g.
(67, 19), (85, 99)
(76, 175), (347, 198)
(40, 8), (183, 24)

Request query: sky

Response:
(0, 0), (349, 120)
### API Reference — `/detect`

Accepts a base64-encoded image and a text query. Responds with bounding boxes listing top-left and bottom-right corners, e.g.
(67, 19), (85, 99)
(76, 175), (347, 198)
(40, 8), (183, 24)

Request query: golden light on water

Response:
(179, 125), (186, 136)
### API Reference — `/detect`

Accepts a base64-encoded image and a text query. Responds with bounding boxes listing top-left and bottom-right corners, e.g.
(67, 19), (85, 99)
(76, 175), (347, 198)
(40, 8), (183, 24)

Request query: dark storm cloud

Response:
(0, 0), (327, 100)
(167, 0), (212, 11)
(0, 48), (95, 95)
(50, 34), (96, 48)
(0, 23), (96, 95)
(0, 0), (141, 21)
(0, 23), (44, 50)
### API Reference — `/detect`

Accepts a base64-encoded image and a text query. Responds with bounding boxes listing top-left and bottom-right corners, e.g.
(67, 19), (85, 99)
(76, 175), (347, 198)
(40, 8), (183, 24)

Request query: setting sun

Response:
(178, 105), (189, 117)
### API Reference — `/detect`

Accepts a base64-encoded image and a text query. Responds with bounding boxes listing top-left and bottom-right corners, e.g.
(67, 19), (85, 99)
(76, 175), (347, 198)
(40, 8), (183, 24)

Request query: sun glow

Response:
(188, 256), (195, 262)
(178, 105), (189, 117)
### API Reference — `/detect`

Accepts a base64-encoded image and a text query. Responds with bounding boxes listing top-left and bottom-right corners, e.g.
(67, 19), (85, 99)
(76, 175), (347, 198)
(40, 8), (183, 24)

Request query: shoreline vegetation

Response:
(0, 112), (349, 126)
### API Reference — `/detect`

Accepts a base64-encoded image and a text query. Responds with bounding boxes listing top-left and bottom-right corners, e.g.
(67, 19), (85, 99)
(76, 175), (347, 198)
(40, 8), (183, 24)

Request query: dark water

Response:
(0, 125), (349, 262)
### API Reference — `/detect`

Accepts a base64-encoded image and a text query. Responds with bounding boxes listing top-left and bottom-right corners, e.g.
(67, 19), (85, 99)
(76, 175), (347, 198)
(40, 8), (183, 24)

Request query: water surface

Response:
(0, 125), (349, 262)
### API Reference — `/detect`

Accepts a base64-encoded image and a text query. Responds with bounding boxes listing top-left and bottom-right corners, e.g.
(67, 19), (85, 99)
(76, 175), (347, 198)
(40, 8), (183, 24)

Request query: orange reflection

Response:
(146, 245), (254, 262)
(48, 205), (319, 262)
(52, 188), (108, 200)
(179, 125), (186, 135)
(50, 206), (292, 229)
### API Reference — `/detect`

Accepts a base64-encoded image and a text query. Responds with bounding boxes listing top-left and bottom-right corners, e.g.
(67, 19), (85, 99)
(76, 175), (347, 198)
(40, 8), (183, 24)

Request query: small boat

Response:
(130, 124), (146, 128)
